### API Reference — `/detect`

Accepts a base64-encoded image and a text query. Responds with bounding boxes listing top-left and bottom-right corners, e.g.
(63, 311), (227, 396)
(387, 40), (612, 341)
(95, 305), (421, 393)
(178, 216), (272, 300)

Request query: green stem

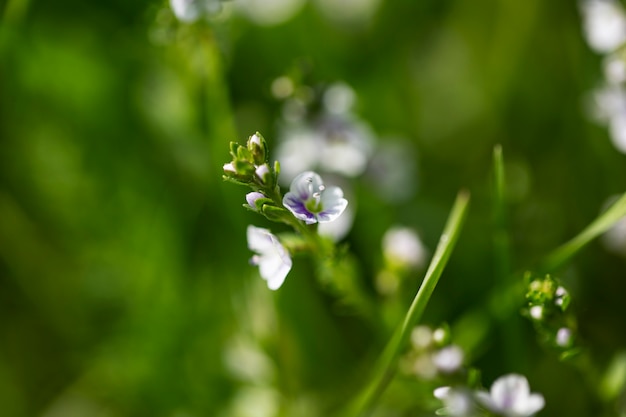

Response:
(539, 191), (626, 273)
(344, 190), (471, 417)
(492, 145), (511, 281)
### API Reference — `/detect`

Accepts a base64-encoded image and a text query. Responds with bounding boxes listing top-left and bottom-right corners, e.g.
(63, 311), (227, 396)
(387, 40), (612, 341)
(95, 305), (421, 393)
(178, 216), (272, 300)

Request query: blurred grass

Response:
(1, 0), (626, 416)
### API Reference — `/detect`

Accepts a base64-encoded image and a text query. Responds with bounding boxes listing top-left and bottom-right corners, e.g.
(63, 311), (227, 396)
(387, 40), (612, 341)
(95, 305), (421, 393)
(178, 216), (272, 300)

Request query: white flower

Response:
(434, 386), (475, 417)
(283, 171), (348, 224)
(170, 0), (222, 22)
(476, 374), (545, 417)
(432, 345), (464, 374)
(581, 0), (626, 53)
(247, 226), (292, 290)
(556, 328), (573, 347)
(382, 226), (426, 268)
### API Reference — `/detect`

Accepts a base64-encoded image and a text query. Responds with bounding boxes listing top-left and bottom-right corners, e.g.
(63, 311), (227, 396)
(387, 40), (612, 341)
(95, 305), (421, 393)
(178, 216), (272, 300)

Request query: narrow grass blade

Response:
(540, 192), (626, 272)
(344, 190), (470, 417)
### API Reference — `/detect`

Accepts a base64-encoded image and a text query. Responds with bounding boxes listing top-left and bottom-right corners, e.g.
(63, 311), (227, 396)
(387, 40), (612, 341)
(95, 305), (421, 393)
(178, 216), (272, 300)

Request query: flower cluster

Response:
(435, 374), (544, 417)
(401, 325), (545, 417)
(224, 133), (348, 290)
(400, 325), (465, 381)
(580, 0), (626, 153)
(523, 273), (578, 355)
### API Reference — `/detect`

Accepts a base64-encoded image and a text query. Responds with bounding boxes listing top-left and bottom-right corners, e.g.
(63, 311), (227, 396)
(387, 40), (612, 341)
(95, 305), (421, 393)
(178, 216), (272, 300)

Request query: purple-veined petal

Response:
(317, 185), (348, 222)
(283, 194), (317, 224)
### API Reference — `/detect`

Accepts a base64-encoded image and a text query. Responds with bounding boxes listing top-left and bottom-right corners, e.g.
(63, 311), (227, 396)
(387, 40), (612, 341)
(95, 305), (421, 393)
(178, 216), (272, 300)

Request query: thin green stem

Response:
(344, 190), (471, 417)
(492, 145), (511, 281)
(539, 191), (626, 273)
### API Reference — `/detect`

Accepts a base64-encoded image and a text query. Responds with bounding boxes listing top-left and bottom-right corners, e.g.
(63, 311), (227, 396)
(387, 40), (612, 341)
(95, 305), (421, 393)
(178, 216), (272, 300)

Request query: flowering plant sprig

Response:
(223, 132), (349, 290)
(523, 273), (579, 357)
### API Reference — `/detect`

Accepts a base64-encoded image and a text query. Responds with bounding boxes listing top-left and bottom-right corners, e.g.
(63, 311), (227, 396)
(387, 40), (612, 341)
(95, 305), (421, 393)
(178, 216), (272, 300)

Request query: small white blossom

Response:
(247, 226), (292, 290)
(476, 374), (545, 417)
(283, 171), (348, 224)
(529, 305), (543, 320)
(581, 0), (626, 53)
(556, 327), (573, 347)
(382, 226), (426, 268)
(170, 0), (223, 22)
(434, 386), (475, 417)
(433, 345), (464, 374)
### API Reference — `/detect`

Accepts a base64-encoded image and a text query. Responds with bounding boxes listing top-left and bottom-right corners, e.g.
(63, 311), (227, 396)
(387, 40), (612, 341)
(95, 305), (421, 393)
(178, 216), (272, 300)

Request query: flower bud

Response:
(248, 132), (267, 166)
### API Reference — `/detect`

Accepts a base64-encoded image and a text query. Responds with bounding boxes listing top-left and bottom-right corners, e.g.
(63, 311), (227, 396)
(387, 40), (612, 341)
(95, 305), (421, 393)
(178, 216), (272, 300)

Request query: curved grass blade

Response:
(344, 190), (470, 417)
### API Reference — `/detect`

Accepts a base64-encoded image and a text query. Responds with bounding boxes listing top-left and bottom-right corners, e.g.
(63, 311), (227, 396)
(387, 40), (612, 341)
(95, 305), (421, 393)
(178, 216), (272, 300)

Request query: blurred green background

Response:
(2, 0), (626, 416)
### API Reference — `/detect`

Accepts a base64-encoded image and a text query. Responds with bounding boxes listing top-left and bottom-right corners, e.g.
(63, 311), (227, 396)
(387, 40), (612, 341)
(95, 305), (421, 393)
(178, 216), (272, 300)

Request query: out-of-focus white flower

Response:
(529, 305), (543, 320)
(317, 116), (375, 177)
(587, 85), (626, 153)
(323, 83), (356, 115)
(432, 345), (464, 374)
(434, 386), (475, 417)
(609, 113), (626, 152)
(476, 374), (545, 417)
(581, 0), (626, 53)
(314, 0), (381, 25)
(247, 226), (292, 290)
(589, 85), (626, 122)
(382, 226), (426, 269)
(411, 326), (434, 349)
(170, 0), (222, 22)
(556, 327), (573, 347)
(604, 55), (626, 84)
(234, 0), (306, 26)
(275, 128), (322, 181)
(283, 171), (348, 224)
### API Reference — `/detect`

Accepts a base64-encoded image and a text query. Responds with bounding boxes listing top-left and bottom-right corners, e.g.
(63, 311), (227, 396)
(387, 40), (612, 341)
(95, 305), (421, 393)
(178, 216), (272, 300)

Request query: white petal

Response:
(513, 393), (544, 415)
(170, 0), (201, 22)
(289, 171), (323, 200)
(317, 186), (348, 222)
(247, 226), (275, 254)
(491, 374), (530, 410)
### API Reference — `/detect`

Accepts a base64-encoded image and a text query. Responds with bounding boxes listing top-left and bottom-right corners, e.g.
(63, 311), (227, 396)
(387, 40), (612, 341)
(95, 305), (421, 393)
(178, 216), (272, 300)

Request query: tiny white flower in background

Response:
(581, 0), (626, 53)
(529, 305), (543, 320)
(283, 171), (348, 224)
(604, 55), (626, 84)
(382, 226), (426, 268)
(476, 374), (545, 417)
(247, 225), (292, 290)
(170, 0), (222, 22)
(609, 112), (626, 153)
(411, 325), (434, 349)
(323, 82), (356, 115)
(434, 386), (475, 417)
(556, 327), (573, 347)
(554, 286), (568, 307)
(432, 345), (464, 374)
